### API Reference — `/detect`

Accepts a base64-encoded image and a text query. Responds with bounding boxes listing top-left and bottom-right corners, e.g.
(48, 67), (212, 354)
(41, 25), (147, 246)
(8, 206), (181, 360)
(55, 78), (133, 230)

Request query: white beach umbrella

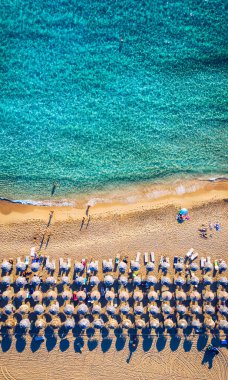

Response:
(93, 318), (104, 329)
(175, 263), (184, 272)
(217, 291), (228, 301)
(174, 276), (185, 286)
(1, 261), (12, 272)
(47, 290), (57, 300)
(31, 262), (40, 272)
(146, 262), (155, 272)
(219, 320), (228, 330)
(118, 275), (128, 286)
(162, 304), (172, 315)
(46, 276), (56, 286)
(106, 305), (116, 315)
(164, 319), (174, 329)
(146, 275), (157, 286)
(88, 262), (98, 272)
(91, 290), (101, 301)
(134, 305), (144, 315)
(32, 290), (43, 302)
(119, 291), (129, 302)
(191, 305), (202, 315)
(204, 305), (215, 315)
(35, 319), (46, 329)
(16, 276), (27, 287)
(30, 276), (41, 286)
(176, 304), (186, 315)
(105, 291), (115, 301)
(65, 318), (75, 329)
(133, 276), (142, 286)
(219, 262), (227, 272)
(218, 276), (228, 286)
(77, 291), (86, 301)
(219, 305), (228, 316)
(1, 276), (12, 286)
(64, 304), (74, 315)
(19, 304), (29, 315)
(136, 319), (146, 329)
(148, 305), (160, 315)
(74, 262), (84, 273)
(62, 290), (72, 300)
(176, 291), (186, 301)
(118, 262), (127, 273)
(61, 276), (70, 285)
(92, 304), (102, 315)
(203, 276), (213, 285)
(122, 319), (132, 329)
(161, 276), (171, 286)
(161, 261), (170, 270)
(20, 318), (31, 330)
(79, 318), (90, 329)
(131, 261), (140, 271)
(162, 291), (172, 301)
(178, 319), (188, 329)
(204, 262), (213, 272)
(16, 290), (27, 301)
(74, 276), (85, 286)
(190, 291), (201, 301)
(90, 276), (100, 286)
(191, 319), (202, 329)
(190, 276), (199, 285)
(16, 262), (26, 272)
(77, 304), (89, 315)
(148, 291), (159, 301)
(4, 304), (15, 315)
(150, 318), (159, 329)
(49, 303), (59, 315)
(133, 291), (143, 302)
(190, 262), (199, 272)
(104, 275), (114, 286)
(34, 304), (45, 315)
(120, 304), (130, 315)
(108, 318), (118, 329)
(103, 261), (113, 272)
(203, 291), (214, 302)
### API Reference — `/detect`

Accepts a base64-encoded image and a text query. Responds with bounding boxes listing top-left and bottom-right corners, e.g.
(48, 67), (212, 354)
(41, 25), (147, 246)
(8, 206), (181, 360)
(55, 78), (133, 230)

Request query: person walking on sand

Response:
(86, 205), (91, 217)
(86, 215), (91, 229)
(80, 217), (85, 231)
(47, 211), (54, 227)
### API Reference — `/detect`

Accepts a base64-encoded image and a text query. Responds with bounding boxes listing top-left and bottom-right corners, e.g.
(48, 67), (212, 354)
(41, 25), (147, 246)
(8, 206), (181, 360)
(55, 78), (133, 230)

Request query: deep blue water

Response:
(0, 0), (228, 199)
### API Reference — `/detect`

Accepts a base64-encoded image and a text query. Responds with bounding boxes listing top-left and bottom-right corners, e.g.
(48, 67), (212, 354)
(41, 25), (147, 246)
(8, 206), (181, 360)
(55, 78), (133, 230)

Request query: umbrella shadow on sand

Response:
(60, 338), (70, 352)
(1, 335), (12, 352)
(170, 335), (181, 351)
(142, 335), (153, 352)
(156, 335), (167, 351)
(15, 335), (26, 352)
(101, 337), (112, 352)
(115, 335), (126, 351)
(201, 350), (216, 369)
(197, 334), (208, 351)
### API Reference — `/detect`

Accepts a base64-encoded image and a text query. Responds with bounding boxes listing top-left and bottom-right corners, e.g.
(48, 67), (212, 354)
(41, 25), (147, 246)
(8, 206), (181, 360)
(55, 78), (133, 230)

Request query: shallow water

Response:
(1, 0), (227, 200)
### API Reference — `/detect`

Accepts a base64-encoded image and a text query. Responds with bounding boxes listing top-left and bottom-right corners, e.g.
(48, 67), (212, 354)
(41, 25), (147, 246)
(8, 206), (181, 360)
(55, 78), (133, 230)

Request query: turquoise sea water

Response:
(1, 0), (228, 201)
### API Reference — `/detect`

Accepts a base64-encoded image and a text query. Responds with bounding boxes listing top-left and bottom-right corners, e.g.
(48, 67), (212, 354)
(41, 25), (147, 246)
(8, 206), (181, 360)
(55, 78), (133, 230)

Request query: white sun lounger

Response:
(144, 252), (149, 264)
(186, 248), (194, 258)
(30, 247), (36, 257)
(206, 256), (211, 263)
(59, 257), (63, 268)
(150, 252), (155, 263)
(190, 252), (198, 261)
(135, 252), (141, 262)
(67, 258), (71, 269)
(160, 256), (164, 265)
(17, 257), (21, 264)
(94, 260), (98, 271)
(200, 257), (206, 269)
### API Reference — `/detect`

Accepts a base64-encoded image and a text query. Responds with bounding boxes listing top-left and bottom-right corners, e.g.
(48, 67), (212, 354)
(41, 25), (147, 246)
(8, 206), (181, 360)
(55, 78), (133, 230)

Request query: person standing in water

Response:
(51, 182), (58, 196)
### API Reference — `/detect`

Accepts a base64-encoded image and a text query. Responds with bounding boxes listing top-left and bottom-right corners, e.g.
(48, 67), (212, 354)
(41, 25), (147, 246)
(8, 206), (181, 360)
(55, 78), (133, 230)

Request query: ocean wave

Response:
(0, 197), (75, 207)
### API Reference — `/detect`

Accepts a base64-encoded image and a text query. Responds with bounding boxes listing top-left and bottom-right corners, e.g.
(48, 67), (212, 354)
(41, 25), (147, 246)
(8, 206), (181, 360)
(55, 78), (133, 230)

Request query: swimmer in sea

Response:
(51, 182), (58, 196)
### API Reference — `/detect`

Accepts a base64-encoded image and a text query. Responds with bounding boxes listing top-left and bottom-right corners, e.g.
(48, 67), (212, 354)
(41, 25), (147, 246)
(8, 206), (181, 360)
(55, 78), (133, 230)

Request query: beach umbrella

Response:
(119, 291), (129, 302)
(46, 276), (56, 286)
(19, 304), (29, 315)
(203, 276), (213, 285)
(77, 304), (89, 315)
(62, 290), (72, 301)
(164, 319), (174, 329)
(148, 291), (159, 301)
(60, 261), (68, 271)
(204, 318), (215, 329)
(2, 290), (13, 301)
(146, 275), (157, 286)
(133, 276), (142, 286)
(104, 275), (114, 286)
(106, 305), (116, 315)
(191, 319), (202, 329)
(218, 276), (228, 286)
(217, 291), (228, 301)
(118, 275), (128, 286)
(122, 319), (132, 329)
(103, 261), (113, 272)
(148, 305), (160, 315)
(88, 262), (98, 272)
(131, 261), (140, 271)
(74, 276), (85, 286)
(62, 276), (70, 285)
(162, 304), (172, 315)
(47, 290), (57, 301)
(118, 262), (127, 273)
(134, 305), (144, 315)
(161, 276), (171, 286)
(190, 263), (199, 272)
(16, 262), (26, 272)
(91, 290), (101, 301)
(150, 318), (160, 329)
(203, 291), (214, 302)
(64, 304), (74, 315)
(30, 276), (41, 286)
(176, 263), (184, 272)
(219, 262), (227, 272)
(161, 261), (170, 271)
(108, 318), (118, 329)
(136, 319), (146, 329)
(1, 276), (12, 286)
(19, 318), (31, 330)
(133, 291), (143, 302)
(79, 318), (90, 329)
(162, 291), (172, 301)
(204, 262), (213, 272)
(146, 262), (155, 272)
(174, 276), (185, 286)
(178, 319), (188, 329)
(105, 291), (115, 301)
(46, 261), (55, 271)
(74, 262), (84, 273)
(219, 305), (228, 316)
(176, 304), (187, 315)
(16, 276), (27, 287)
(90, 276), (100, 286)
(190, 276), (199, 285)
(34, 304), (45, 315)
(35, 319), (46, 329)
(120, 304), (130, 315)
(93, 318), (104, 329)
(219, 320), (228, 330)
(49, 303), (59, 315)
(31, 262), (40, 272)
(92, 304), (102, 315)
(32, 290), (43, 302)
(204, 305), (215, 315)
(191, 305), (202, 315)
(1, 261), (12, 272)
(65, 318), (75, 329)
(50, 317), (61, 329)
(176, 291), (187, 301)
(179, 208), (188, 215)
(190, 291), (201, 301)
(15, 290), (26, 301)
(77, 291), (86, 301)
(4, 304), (15, 315)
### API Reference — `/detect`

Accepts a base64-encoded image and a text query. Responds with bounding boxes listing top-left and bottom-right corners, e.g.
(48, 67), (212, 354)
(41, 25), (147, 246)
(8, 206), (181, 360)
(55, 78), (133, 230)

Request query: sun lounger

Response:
(135, 252), (141, 262)
(144, 252), (149, 264)
(206, 256), (211, 263)
(59, 258), (63, 268)
(30, 247), (36, 258)
(150, 252), (155, 263)
(17, 257), (21, 264)
(25, 256), (29, 266)
(214, 260), (219, 271)
(200, 257), (206, 269)
(190, 252), (198, 261)
(52, 259), (56, 270)
(67, 258), (71, 269)
(179, 257), (184, 263)
(115, 254), (120, 264)
(186, 248), (194, 258)
(160, 256), (164, 265)
(94, 260), (98, 271)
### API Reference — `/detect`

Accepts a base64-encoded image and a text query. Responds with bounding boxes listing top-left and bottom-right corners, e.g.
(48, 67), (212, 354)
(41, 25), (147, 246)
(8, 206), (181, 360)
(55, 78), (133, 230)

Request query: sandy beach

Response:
(0, 183), (228, 380)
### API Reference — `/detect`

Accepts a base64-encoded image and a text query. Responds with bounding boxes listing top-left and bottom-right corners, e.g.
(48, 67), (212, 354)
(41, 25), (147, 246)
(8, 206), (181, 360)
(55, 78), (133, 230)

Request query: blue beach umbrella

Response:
(179, 208), (188, 215)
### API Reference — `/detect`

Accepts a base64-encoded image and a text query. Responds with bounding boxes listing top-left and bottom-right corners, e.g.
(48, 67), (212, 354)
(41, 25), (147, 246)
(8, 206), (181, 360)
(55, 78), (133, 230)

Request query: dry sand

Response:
(0, 184), (228, 380)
